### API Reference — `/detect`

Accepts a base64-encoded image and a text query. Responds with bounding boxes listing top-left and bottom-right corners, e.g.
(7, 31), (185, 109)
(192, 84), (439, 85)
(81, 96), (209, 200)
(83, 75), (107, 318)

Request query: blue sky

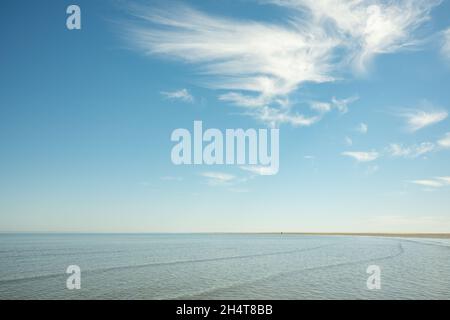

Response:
(1, 0), (450, 233)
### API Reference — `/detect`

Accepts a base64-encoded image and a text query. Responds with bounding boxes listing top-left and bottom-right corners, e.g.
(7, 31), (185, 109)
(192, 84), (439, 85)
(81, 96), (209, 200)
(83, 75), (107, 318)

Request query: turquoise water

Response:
(0, 234), (449, 299)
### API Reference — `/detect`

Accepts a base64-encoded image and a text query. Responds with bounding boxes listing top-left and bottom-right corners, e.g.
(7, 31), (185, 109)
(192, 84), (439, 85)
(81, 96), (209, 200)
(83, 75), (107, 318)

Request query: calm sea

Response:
(0, 233), (449, 299)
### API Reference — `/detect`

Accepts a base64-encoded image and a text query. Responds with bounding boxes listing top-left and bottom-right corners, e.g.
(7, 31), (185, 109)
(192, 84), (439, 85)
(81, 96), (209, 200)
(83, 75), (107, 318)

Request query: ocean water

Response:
(0, 233), (449, 300)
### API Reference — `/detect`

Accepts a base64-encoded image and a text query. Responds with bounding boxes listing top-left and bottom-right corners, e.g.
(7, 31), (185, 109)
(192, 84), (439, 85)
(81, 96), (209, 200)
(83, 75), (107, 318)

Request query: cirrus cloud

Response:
(441, 28), (450, 61)
(386, 142), (435, 158)
(437, 132), (450, 149)
(401, 109), (448, 132)
(341, 151), (379, 162)
(356, 123), (368, 134)
(240, 165), (279, 176)
(124, 0), (440, 126)
(410, 177), (450, 189)
(200, 172), (236, 186)
(263, 0), (441, 72)
(161, 88), (194, 103)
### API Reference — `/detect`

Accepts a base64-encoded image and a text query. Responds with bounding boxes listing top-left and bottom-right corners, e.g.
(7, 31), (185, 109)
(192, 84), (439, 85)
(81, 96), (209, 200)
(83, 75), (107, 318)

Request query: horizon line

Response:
(1, 231), (449, 239)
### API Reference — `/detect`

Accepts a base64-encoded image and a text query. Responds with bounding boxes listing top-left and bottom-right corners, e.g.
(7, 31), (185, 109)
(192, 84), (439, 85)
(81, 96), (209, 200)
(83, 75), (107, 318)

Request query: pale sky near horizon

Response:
(1, 0), (450, 233)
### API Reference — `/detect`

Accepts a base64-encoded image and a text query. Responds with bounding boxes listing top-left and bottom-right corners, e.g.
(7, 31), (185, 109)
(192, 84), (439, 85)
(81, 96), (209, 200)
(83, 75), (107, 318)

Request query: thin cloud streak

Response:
(201, 172), (236, 186)
(437, 132), (450, 148)
(409, 176), (450, 189)
(344, 131), (450, 163)
(240, 166), (279, 176)
(442, 28), (450, 61)
(401, 109), (447, 132)
(341, 151), (379, 162)
(410, 179), (443, 188)
(345, 136), (353, 147)
(160, 88), (194, 103)
(386, 132), (450, 158)
(386, 142), (435, 158)
(310, 96), (359, 114)
(356, 123), (368, 134)
(436, 176), (450, 184)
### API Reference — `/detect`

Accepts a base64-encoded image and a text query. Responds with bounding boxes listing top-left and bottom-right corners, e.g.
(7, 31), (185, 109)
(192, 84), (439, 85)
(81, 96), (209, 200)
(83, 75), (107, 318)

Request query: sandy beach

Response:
(289, 233), (450, 239)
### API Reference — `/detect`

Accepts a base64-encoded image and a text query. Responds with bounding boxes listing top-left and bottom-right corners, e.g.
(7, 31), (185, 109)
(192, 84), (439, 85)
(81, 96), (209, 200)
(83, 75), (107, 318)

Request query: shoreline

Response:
(278, 232), (450, 239)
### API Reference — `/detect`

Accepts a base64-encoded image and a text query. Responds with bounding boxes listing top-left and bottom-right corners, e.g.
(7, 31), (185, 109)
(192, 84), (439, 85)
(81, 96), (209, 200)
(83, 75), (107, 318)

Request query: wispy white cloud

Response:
(265, 0), (440, 72)
(386, 132), (450, 158)
(250, 95), (358, 127)
(386, 142), (435, 158)
(248, 106), (321, 128)
(437, 132), (450, 149)
(356, 123), (368, 134)
(160, 88), (194, 103)
(310, 101), (331, 113)
(344, 136), (353, 147)
(342, 131), (450, 163)
(310, 96), (358, 114)
(341, 151), (379, 162)
(240, 165), (278, 176)
(400, 109), (447, 132)
(436, 176), (450, 184)
(125, 1), (439, 126)
(331, 96), (359, 114)
(128, 4), (337, 116)
(410, 176), (450, 188)
(200, 172), (236, 186)
(219, 92), (268, 108)
(410, 179), (444, 188)
(441, 28), (450, 61)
